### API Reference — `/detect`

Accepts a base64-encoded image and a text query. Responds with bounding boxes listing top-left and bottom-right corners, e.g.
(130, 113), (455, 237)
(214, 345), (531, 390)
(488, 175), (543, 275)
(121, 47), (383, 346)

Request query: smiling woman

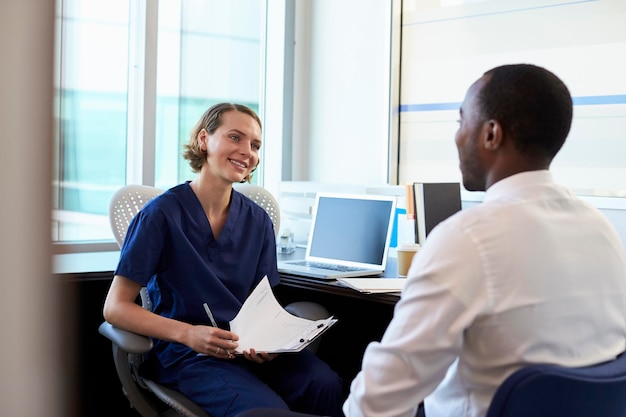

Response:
(184, 103), (263, 184)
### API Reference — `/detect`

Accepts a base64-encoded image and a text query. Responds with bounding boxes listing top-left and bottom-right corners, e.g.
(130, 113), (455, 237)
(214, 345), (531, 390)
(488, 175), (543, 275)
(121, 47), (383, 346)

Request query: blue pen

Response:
(203, 302), (218, 327)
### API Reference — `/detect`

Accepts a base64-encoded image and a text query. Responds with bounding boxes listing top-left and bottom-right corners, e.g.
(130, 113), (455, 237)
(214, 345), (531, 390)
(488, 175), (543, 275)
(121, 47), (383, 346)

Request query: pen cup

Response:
(396, 243), (421, 276)
(278, 228), (296, 254)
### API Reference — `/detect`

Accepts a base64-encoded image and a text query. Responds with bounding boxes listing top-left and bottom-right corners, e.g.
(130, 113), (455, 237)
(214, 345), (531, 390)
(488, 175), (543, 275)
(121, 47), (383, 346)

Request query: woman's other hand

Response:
(242, 348), (277, 363)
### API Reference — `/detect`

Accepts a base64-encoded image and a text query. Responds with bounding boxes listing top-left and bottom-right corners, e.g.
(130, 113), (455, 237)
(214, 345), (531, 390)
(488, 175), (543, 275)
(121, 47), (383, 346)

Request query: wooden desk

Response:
(279, 273), (400, 305)
(276, 246), (401, 304)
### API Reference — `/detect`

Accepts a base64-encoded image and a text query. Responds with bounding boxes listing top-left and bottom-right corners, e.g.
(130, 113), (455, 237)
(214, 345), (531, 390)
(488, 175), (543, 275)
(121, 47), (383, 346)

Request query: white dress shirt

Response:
(343, 170), (626, 417)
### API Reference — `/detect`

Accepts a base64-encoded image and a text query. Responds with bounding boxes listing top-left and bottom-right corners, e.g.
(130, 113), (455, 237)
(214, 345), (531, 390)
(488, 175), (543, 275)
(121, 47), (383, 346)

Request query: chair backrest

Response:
(110, 183), (280, 246)
(109, 184), (164, 248)
(485, 352), (626, 417)
(234, 183), (281, 237)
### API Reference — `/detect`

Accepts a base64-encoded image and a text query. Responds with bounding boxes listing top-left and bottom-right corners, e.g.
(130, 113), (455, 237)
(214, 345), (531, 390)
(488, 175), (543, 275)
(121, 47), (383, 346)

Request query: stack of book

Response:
(404, 182), (462, 245)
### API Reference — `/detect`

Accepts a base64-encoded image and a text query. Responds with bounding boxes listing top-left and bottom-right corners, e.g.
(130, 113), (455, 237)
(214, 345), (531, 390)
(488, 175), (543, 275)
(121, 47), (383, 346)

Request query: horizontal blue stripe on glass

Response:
(573, 95), (626, 105)
(400, 103), (460, 112)
(403, 0), (594, 26)
(400, 95), (626, 113)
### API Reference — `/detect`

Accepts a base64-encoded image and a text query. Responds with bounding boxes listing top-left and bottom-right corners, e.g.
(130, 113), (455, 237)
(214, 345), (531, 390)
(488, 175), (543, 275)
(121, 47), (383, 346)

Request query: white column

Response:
(0, 1), (65, 416)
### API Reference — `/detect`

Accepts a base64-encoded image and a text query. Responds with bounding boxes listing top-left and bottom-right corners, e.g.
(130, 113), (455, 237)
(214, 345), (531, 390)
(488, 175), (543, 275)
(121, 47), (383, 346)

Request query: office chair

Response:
(233, 182), (281, 236)
(108, 183), (280, 246)
(100, 183), (330, 417)
(108, 184), (165, 247)
(485, 351), (626, 417)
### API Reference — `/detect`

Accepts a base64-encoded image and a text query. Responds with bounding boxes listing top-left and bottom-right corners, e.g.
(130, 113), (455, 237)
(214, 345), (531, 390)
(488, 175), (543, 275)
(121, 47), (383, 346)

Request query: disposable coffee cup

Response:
(396, 243), (421, 276)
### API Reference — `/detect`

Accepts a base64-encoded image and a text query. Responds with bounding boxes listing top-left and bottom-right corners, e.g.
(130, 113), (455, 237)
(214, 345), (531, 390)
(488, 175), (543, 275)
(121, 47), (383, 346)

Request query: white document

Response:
(229, 276), (337, 354)
(336, 277), (407, 293)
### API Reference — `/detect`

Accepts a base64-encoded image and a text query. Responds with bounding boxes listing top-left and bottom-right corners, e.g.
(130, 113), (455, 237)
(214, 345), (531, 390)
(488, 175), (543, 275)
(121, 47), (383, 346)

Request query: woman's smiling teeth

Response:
(230, 159), (248, 169)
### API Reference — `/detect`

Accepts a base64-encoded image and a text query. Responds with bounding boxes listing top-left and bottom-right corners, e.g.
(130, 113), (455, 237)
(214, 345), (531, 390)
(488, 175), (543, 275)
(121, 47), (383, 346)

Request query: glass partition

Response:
(396, 0), (626, 198)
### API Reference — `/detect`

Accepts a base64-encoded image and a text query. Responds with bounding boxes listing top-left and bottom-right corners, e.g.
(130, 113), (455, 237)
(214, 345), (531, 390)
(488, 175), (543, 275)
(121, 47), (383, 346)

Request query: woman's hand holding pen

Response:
(198, 302), (237, 358)
(191, 326), (277, 362)
(197, 302), (274, 361)
(191, 325), (238, 359)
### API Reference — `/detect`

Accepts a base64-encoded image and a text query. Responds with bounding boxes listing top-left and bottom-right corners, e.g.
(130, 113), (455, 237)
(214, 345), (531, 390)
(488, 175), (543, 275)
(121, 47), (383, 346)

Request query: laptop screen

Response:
(306, 193), (397, 268)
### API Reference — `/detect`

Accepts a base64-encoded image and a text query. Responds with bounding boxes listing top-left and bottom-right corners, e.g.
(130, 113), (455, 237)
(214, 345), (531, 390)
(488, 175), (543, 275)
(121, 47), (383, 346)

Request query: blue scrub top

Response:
(115, 182), (280, 367)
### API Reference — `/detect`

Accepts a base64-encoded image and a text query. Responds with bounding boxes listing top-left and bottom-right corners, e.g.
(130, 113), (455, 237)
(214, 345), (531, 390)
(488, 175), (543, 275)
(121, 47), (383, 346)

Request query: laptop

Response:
(278, 192), (397, 280)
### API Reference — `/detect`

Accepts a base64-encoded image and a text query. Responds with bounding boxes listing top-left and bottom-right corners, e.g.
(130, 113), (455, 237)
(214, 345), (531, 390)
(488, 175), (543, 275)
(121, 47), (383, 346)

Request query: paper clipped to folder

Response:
(229, 276), (337, 354)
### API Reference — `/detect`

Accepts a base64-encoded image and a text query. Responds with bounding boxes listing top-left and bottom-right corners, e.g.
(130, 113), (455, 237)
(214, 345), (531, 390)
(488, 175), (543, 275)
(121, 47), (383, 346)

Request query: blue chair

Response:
(485, 351), (626, 417)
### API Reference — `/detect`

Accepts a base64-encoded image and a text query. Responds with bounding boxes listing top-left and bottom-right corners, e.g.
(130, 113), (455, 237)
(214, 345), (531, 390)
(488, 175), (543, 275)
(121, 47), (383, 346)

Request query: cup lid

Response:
(397, 242), (421, 251)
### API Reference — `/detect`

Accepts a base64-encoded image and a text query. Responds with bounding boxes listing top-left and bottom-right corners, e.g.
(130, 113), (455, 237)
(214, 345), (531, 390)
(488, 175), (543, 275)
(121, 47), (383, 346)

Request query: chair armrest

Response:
(98, 303), (326, 354)
(98, 321), (153, 354)
(285, 301), (330, 321)
(284, 301), (331, 354)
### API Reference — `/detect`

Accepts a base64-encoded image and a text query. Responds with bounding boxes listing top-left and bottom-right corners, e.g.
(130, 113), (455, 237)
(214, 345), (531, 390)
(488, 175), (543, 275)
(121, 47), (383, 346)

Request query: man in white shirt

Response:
(343, 64), (626, 417)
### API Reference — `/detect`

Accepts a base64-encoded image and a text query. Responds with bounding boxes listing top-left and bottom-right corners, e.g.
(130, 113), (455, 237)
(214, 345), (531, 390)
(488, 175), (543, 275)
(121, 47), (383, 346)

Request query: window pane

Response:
(397, 0), (626, 195)
(53, 0), (130, 242)
(155, 0), (263, 188)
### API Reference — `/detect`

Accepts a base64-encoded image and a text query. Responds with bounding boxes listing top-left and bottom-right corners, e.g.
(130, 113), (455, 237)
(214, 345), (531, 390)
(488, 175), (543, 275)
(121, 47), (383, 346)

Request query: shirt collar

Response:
(484, 170), (554, 203)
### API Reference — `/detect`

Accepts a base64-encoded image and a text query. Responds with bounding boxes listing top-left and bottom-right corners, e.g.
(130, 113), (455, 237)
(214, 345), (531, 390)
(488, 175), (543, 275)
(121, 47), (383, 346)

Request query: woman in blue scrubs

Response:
(103, 103), (344, 417)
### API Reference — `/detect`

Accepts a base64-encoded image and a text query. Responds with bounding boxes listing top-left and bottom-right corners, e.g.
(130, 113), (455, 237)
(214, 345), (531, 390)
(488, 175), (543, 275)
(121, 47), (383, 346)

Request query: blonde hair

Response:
(182, 103), (262, 182)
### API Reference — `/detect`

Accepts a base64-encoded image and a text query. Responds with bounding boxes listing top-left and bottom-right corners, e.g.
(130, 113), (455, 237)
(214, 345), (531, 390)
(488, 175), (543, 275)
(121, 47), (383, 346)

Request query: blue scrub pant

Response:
(147, 349), (344, 417)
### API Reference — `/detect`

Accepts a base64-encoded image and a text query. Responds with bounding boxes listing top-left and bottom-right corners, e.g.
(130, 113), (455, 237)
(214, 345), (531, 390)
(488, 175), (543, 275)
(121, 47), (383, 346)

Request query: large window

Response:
(53, 0), (264, 247)
(396, 0), (626, 197)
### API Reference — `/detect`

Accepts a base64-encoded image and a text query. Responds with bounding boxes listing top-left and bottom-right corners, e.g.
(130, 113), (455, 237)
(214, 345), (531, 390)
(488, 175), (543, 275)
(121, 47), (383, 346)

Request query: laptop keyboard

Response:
(290, 260), (364, 272)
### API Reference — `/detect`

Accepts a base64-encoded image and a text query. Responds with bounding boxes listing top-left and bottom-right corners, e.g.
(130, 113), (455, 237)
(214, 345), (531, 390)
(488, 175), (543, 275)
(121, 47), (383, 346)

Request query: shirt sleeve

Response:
(114, 202), (167, 286)
(343, 218), (488, 417)
(259, 213), (280, 287)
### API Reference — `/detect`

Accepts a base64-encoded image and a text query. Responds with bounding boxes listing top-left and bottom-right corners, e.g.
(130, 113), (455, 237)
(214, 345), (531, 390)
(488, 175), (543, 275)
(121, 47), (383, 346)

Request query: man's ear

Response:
(482, 119), (503, 151)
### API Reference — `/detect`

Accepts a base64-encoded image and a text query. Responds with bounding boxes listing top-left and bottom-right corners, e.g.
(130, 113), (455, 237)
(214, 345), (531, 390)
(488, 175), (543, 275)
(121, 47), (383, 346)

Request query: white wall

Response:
(0, 2), (67, 416)
(292, 0), (392, 187)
